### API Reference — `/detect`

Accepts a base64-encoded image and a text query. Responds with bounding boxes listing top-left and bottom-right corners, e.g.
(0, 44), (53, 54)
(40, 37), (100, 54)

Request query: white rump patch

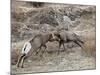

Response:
(21, 42), (32, 54)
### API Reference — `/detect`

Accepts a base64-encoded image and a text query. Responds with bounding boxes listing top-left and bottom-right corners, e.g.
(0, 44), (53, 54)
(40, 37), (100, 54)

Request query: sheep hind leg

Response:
(78, 38), (84, 44)
(74, 41), (83, 49)
(16, 54), (25, 67)
(20, 54), (26, 68)
(35, 47), (41, 55)
(62, 43), (66, 51)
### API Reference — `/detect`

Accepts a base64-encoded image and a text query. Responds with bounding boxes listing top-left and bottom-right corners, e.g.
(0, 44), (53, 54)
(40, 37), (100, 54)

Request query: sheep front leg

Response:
(58, 41), (62, 55)
(62, 43), (66, 51)
(40, 45), (47, 57)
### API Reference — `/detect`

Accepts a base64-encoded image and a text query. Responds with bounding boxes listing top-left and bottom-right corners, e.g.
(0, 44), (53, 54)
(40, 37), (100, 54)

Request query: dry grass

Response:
(82, 31), (96, 57)
(11, 49), (19, 65)
(83, 40), (96, 57)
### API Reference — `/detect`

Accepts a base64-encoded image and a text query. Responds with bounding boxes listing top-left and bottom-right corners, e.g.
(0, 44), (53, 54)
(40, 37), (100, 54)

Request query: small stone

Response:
(28, 60), (32, 63)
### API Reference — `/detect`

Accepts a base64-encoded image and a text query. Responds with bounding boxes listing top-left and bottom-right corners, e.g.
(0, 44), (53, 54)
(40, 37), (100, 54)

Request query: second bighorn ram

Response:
(53, 30), (84, 54)
(16, 32), (54, 68)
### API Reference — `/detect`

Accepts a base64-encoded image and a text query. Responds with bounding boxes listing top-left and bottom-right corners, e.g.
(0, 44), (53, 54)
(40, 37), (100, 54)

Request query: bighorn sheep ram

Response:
(16, 32), (54, 68)
(53, 30), (84, 54)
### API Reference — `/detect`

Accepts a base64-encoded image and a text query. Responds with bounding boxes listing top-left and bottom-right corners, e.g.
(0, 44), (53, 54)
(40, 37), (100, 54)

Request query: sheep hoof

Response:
(57, 52), (60, 55)
(16, 64), (19, 68)
(21, 66), (24, 68)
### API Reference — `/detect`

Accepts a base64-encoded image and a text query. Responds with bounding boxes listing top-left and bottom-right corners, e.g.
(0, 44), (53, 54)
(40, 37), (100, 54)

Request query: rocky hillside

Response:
(11, 1), (96, 42)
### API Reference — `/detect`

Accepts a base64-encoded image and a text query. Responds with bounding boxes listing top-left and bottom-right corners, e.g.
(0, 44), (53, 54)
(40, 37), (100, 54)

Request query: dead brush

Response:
(11, 49), (19, 65)
(82, 32), (96, 57)
(83, 40), (96, 57)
